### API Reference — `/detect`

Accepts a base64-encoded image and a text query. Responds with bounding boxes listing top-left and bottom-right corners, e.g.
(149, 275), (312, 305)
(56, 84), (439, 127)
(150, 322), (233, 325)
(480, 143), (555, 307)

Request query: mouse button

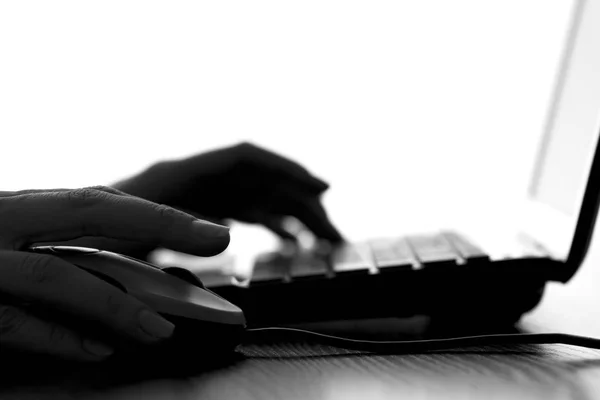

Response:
(138, 292), (246, 326)
(29, 246), (101, 254)
(117, 254), (161, 270)
(78, 267), (128, 293)
(50, 246), (101, 254)
(184, 287), (246, 323)
(161, 267), (206, 289)
(56, 253), (153, 290)
(28, 246), (55, 254)
(131, 274), (246, 325)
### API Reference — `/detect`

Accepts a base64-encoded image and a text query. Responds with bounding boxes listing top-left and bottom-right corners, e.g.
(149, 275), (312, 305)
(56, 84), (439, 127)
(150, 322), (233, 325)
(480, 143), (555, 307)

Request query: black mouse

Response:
(29, 246), (247, 364)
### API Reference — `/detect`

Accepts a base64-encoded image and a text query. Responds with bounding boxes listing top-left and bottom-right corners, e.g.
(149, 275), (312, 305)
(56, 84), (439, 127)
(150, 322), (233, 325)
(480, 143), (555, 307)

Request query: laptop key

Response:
(442, 231), (489, 262)
(369, 238), (418, 271)
(250, 250), (293, 283)
(406, 234), (461, 266)
(290, 250), (332, 280)
(331, 243), (375, 275)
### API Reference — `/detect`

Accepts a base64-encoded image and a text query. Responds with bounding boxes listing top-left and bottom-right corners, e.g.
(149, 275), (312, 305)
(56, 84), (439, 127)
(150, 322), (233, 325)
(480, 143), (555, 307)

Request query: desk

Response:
(3, 238), (600, 400)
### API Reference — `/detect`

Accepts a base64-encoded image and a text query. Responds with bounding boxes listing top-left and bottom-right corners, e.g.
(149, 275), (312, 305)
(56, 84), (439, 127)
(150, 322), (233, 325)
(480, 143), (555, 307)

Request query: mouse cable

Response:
(245, 327), (600, 353)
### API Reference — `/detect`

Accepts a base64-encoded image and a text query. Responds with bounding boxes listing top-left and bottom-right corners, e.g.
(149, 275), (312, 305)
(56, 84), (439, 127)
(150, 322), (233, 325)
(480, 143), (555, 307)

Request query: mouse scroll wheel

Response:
(162, 267), (206, 289)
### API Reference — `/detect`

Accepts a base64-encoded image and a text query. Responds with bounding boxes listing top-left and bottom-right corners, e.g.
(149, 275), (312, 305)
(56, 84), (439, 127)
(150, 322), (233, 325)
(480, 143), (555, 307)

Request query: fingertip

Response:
(82, 338), (115, 359)
(329, 232), (345, 244)
(329, 224), (345, 242)
(322, 230), (344, 245)
(138, 310), (175, 340)
(189, 220), (231, 255)
(192, 220), (230, 237)
(201, 239), (231, 257)
(310, 177), (330, 192)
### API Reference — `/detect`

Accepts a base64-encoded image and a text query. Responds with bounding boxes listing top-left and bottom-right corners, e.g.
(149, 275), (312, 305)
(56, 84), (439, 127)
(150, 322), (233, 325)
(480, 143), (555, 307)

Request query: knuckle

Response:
(16, 253), (60, 284)
(86, 185), (113, 193)
(0, 198), (17, 247)
(47, 323), (70, 347)
(154, 204), (184, 223)
(65, 187), (108, 204)
(236, 141), (253, 149)
(105, 293), (124, 317)
(104, 186), (127, 196)
(235, 141), (256, 156)
(103, 292), (142, 334)
(0, 305), (27, 337)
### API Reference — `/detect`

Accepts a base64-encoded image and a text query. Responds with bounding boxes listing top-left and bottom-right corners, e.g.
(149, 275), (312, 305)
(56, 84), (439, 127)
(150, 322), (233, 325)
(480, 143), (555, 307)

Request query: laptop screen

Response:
(529, 0), (600, 221)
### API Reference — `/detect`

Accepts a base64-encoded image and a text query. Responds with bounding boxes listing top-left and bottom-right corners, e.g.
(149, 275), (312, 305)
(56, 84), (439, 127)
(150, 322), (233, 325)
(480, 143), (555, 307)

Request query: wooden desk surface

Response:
(3, 233), (600, 400)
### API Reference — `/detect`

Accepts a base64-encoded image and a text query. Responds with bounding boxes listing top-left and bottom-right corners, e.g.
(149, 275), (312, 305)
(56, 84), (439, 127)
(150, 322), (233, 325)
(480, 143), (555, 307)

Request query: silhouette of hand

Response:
(0, 186), (229, 361)
(116, 142), (343, 243)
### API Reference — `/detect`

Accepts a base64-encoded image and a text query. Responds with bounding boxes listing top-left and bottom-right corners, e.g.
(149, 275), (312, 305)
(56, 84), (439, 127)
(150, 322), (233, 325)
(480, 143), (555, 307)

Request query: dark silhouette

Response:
(0, 142), (341, 361)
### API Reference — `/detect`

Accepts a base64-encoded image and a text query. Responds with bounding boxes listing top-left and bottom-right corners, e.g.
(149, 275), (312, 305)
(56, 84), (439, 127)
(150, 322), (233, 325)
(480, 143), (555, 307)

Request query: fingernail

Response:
(193, 220), (230, 238)
(83, 338), (114, 357)
(139, 310), (175, 339)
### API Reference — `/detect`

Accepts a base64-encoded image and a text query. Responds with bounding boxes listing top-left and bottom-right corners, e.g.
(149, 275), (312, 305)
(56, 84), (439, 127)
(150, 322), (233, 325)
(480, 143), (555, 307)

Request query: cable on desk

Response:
(245, 327), (600, 353)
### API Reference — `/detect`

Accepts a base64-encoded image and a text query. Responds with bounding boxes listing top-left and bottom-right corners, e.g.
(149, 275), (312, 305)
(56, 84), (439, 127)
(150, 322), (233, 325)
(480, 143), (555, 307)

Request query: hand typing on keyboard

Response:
(56, 142), (343, 260)
(248, 232), (489, 284)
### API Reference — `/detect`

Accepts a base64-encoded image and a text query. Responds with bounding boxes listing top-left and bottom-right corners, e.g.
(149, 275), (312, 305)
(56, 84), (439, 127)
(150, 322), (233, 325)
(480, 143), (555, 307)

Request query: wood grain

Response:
(4, 343), (600, 400)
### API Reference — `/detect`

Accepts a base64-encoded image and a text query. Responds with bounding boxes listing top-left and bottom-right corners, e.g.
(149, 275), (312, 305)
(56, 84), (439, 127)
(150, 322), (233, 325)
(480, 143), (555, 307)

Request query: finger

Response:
(0, 186), (230, 256)
(234, 142), (329, 193)
(283, 197), (344, 243)
(0, 185), (129, 198)
(171, 206), (229, 227)
(0, 251), (177, 345)
(0, 304), (113, 361)
(235, 209), (297, 242)
(260, 216), (298, 242)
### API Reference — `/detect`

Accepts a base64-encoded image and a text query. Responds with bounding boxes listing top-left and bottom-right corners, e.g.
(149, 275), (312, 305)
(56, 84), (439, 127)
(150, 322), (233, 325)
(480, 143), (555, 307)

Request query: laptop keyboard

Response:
(243, 231), (489, 286)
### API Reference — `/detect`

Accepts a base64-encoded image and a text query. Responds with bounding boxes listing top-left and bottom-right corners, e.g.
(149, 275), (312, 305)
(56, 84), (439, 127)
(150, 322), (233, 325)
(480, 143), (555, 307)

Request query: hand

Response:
(115, 142), (343, 244)
(0, 186), (229, 361)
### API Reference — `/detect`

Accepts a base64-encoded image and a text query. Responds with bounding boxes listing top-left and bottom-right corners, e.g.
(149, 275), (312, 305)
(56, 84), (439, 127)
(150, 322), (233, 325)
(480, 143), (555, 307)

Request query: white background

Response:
(0, 1), (575, 253)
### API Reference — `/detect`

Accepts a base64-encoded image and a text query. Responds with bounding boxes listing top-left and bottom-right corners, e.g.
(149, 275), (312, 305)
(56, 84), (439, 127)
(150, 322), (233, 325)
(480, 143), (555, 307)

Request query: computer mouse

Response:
(28, 246), (247, 363)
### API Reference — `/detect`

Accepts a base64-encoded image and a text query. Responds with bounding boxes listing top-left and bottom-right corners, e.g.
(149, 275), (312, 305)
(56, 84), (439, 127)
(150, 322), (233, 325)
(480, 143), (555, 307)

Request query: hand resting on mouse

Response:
(0, 186), (230, 361)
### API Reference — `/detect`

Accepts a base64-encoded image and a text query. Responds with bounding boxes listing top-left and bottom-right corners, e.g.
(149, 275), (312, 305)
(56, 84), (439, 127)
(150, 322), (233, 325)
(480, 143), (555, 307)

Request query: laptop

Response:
(164, 0), (600, 329)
